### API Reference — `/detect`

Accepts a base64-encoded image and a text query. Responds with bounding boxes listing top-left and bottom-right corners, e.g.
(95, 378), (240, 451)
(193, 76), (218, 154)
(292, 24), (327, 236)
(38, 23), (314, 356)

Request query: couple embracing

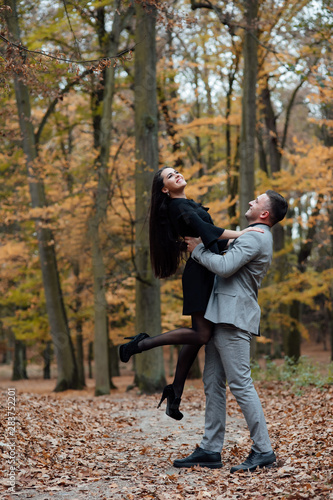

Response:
(120, 167), (288, 473)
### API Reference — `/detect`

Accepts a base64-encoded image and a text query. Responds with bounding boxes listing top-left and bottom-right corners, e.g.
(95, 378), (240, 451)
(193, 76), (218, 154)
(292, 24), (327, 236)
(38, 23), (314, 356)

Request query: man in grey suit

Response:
(174, 190), (288, 473)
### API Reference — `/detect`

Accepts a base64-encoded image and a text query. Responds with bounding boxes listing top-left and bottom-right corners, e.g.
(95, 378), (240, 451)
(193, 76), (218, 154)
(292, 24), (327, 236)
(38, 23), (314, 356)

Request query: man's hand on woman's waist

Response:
(185, 236), (202, 253)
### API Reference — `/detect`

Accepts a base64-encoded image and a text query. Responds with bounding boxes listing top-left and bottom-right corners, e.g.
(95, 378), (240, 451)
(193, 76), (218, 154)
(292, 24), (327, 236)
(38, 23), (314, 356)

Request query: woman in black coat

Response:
(120, 167), (262, 420)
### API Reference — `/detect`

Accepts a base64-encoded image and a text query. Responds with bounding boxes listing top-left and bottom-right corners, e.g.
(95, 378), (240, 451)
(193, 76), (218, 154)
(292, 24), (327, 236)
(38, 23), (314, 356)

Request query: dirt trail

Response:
(0, 341), (331, 499)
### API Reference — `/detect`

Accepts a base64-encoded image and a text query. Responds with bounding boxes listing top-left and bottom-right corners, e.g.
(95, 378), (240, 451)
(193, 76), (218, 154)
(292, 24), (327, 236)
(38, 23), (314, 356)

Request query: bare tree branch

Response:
(0, 33), (137, 64)
(190, 0), (236, 35)
(62, 0), (82, 59)
(35, 67), (94, 146)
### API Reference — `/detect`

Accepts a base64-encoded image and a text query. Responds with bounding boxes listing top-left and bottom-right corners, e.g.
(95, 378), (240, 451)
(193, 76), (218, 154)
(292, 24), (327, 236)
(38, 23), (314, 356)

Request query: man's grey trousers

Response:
(200, 325), (273, 454)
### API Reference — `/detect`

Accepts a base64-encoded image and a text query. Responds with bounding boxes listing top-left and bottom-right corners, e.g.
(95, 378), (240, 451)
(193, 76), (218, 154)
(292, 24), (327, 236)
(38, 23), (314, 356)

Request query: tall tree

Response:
(239, 0), (258, 228)
(88, 0), (134, 396)
(157, 15), (184, 168)
(134, 1), (166, 392)
(4, 0), (78, 391)
(225, 38), (242, 227)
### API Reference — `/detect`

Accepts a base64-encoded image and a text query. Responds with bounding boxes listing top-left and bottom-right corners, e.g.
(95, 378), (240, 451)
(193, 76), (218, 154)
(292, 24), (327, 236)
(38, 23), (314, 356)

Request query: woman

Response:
(120, 167), (263, 420)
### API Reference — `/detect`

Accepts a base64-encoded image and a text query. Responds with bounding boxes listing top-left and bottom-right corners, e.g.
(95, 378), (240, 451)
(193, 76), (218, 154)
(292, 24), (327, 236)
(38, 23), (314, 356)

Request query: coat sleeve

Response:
(170, 200), (224, 248)
(191, 232), (261, 278)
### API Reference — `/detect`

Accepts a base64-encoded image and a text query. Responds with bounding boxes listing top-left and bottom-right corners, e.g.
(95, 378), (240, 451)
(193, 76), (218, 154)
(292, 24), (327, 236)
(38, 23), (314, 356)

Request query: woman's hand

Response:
(185, 236), (202, 253)
(220, 227), (264, 240)
(240, 226), (265, 236)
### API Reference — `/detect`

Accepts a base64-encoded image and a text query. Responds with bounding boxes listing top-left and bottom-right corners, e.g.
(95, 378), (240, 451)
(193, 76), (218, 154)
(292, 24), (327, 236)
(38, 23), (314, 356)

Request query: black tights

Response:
(139, 312), (213, 398)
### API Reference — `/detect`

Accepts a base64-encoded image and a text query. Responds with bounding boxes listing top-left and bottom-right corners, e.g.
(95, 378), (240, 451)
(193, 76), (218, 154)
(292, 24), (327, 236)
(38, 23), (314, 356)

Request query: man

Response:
(174, 190), (288, 473)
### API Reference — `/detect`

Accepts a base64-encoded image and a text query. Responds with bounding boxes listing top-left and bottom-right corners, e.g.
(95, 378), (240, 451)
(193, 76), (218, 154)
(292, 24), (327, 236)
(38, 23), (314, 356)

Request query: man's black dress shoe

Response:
(230, 450), (276, 473)
(173, 447), (222, 469)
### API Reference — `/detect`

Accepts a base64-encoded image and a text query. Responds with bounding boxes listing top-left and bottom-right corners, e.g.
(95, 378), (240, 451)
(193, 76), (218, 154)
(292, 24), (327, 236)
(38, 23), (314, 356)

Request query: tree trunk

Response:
(284, 300), (301, 361)
(157, 22), (183, 167)
(194, 62), (203, 176)
(284, 195), (324, 361)
(260, 81), (281, 175)
(89, 1), (134, 396)
(89, 222), (110, 395)
(5, 0), (78, 391)
(202, 51), (214, 172)
(271, 222), (288, 356)
(239, 0), (258, 228)
(71, 262), (86, 388)
(12, 339), (28, 381)
(257, 121), (269, 175)
(109, 342), (120, 378)
(329, 302), (333, 362)
(43, 341), (52, 379)
(134, 1), (166, 393)
(226, 58), (241, 227)
(88, 341), (93, 379)
(75, 333), (85, 388)
(238, 0), (259, 359)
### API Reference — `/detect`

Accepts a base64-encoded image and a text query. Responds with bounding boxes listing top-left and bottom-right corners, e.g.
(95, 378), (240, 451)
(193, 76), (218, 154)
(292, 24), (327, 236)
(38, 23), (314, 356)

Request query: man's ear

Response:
(260, 210), (270, 221)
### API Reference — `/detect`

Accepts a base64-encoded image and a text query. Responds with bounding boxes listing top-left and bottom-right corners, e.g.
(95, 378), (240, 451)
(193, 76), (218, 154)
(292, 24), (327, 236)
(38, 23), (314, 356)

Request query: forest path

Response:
(0, 341), (332, 499)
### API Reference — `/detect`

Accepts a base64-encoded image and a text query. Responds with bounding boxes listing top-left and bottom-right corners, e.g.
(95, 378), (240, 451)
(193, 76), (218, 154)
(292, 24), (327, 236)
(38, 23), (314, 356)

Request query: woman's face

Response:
(161, 168), (187, 197)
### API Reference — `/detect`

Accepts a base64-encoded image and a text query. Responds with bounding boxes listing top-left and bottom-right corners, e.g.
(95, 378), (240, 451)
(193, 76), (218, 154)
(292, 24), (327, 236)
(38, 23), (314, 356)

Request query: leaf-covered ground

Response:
(0, 375), (332, 500)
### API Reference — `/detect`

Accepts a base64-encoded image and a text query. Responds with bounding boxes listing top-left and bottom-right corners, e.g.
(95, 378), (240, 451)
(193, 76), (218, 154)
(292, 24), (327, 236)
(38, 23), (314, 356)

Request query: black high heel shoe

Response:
(119, 333), (150, 363)
(157, 385), (183, 421)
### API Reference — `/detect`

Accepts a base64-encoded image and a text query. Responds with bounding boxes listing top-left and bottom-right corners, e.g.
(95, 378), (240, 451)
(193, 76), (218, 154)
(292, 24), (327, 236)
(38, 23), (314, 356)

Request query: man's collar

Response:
(248, 222), (270, 228)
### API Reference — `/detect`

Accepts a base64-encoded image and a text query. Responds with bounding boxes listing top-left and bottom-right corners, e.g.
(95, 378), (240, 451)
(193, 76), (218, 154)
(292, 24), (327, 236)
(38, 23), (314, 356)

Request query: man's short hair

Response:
(266, 190), (288, 226)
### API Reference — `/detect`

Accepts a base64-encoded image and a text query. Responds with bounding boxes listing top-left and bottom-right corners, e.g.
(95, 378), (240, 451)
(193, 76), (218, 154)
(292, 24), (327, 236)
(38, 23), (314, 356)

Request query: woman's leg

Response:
(171, 344), (200, 397)
(171, 313), (212, 398)
(119, 313), (213, 408)
(138, 312), (212, 351)
(154, 313), (213, 420)
(156, 342), (202, 421)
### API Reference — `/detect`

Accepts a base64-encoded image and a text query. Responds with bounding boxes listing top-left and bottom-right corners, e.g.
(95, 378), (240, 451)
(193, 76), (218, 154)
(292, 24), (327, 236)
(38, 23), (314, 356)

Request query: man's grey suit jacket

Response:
(191, 224), (273, 335)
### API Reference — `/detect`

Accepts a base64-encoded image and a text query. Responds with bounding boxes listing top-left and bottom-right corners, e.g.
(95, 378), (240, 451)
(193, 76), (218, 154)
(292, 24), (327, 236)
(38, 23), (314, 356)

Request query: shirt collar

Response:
(248, 222), (270, 228)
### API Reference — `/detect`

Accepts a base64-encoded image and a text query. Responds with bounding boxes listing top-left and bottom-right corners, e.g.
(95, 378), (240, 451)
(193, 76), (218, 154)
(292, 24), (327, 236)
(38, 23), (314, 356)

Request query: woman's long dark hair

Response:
(149, 167), (183, 278)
